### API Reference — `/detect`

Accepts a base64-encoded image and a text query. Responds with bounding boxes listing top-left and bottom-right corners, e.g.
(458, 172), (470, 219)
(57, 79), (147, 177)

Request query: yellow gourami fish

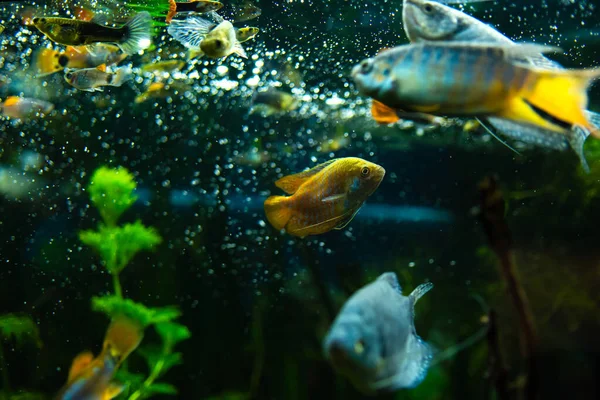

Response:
(264, 157), (385, 238)
(353, 43), (600, 137)
(56, 317), (144, 400)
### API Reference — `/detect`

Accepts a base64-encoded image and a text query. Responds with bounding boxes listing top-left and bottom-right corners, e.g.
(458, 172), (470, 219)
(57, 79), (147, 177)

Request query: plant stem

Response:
(113, 273), (123, 298)
(128, 347), (169, 400)
(0, 343), (10, 397)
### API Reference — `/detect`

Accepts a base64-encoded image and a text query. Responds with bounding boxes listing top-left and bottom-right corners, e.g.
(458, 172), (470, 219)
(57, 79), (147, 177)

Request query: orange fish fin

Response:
(96, 63), (107, 72)
(333, 207), (361, 230)
(264, 195), (292, 230)
(287, 209), (356, 237)
(371, 100), (400, 124)
(275, 159), (337, 194)
(508, 68), (600, 136)
(68, 351), (94, 382)
(102, 317), (144, 364)
(3, 96), (20, 107)
(104, 383), (126, 400)
(34, 48), (64, 77)
(166, 0), (177, 24)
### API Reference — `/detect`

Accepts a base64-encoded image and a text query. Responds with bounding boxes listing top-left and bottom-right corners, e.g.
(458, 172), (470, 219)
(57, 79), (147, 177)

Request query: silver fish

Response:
(323, 272), (433, 393)
(401, 0), (599, 172)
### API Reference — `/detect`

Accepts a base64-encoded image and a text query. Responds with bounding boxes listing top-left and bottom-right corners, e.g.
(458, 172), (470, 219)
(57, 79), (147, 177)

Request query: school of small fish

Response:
(0, 0), (598, 396)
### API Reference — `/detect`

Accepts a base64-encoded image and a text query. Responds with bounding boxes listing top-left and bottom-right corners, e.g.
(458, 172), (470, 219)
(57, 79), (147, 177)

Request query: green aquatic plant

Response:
(116, 322), (191, 400)
(77, 166), (189, 399)
(79, 166), (161, 297)
(0, 315), (42, 400)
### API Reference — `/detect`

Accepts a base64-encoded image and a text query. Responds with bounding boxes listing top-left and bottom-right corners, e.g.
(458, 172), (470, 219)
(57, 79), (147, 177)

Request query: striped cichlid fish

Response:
(264, 157), (385, 238)
(400, 0), (600, 171)
(353, 42), (600, 139)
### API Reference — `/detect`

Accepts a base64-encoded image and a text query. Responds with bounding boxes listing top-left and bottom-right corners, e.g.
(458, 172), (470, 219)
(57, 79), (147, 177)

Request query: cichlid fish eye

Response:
(423, 3), (433, 13)
(359, 60), (372, 74)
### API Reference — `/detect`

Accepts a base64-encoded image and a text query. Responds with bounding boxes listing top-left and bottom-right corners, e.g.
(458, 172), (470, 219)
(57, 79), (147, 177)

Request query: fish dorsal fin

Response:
(90, 13), (108, 26)
(68, 351), (94, 382)
(409, 282), (433, 305)
(377, 272), (402, 292)
(371, 100), (400, 124)
(377, 47), (392, 55)
(333, 206), (361, 230)
(96, 63), (107, 72)
(275, 159), (337, 194)
(105, 383), (126, 399)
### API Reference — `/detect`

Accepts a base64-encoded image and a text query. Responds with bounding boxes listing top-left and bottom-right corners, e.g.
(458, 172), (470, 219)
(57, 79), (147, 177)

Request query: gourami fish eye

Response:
(361, 167), (370, 176)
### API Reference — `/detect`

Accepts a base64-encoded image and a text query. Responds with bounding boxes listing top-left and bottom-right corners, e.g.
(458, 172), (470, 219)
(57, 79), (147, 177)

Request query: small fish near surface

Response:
(55, 316), (144, 400)
(264, 157), (385, 238)
(166, 0), (223, 24)
(168, 13), (248, 58)
(352, 42), (600, 145)
(32, 11), (152, 55)
(64, 64), (132, 92)
(0, 96), (54, 120)
(401, 0), (600, 171)
(323, 272), (433, 394)
(34, 44), (127, 77)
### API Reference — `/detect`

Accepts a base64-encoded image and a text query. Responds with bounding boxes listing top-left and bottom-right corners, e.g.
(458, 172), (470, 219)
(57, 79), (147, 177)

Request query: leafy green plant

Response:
(78, 166), (189, 399)
(79, 166), (161, 297)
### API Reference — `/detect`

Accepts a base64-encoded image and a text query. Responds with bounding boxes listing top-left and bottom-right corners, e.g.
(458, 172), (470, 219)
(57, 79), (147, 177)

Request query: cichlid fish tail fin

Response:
(264, 195), (292, 231)
(503, 68), (600, 136)
(371, 100), (400, 124)
(119, 11), (152, 55)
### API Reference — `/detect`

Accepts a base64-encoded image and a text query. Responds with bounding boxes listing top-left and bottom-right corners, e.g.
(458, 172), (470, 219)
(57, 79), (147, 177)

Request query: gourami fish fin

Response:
(67, 351), (94, 382)
(371, 100), (400, 124)
(333, 207), (361, 229)
(103, 316), (144, 363)
(289, 210), (353, 237)
(508, 68), (600, 134)
(105, 383), (126, 399)
(476, 117), (521, 155)
(376, 272), (402, 292)
(321, 193), (346, 203)
(409, 282), (433, 304)
(486, 117), (569, 151)
(120, 11), (152, 55)
(167, 16), (214, 48)
(567, 125), (591, 173)
(275, 159), (337, 194)
(264, 195), (292, 230)
(231, 42), (247, 59)
(33, 48), (64, 77)
(96, 63), (107, 72)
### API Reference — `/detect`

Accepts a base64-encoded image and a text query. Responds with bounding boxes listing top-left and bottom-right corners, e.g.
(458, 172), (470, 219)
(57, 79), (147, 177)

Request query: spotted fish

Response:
(264, 157), (385, 237)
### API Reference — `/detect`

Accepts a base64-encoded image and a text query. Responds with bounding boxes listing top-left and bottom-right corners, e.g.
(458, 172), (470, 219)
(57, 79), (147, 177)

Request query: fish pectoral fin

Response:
(232, 42), (248, 59)
(333, 207), (361, 230)
(90, 13), (108, 26)
(409, 282), (434, 304)
(371, 100), (400, 124)
(567, 125), (591, 173)
(321, 193), (346, 203)
(275, 159), (337, 194)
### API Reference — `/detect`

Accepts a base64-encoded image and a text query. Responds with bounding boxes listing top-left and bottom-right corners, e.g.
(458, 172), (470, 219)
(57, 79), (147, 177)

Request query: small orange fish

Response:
(264, 157), (385, 237)
(56, 317), (144, 400)
(73, 6), (96, 22)
(0, 96), (54, 120)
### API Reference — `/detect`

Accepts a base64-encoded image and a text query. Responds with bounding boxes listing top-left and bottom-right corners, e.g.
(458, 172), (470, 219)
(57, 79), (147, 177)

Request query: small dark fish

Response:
(232, 1), (261, 23)
(323, 272), (433, 393)
(33, 12), (152, 55)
